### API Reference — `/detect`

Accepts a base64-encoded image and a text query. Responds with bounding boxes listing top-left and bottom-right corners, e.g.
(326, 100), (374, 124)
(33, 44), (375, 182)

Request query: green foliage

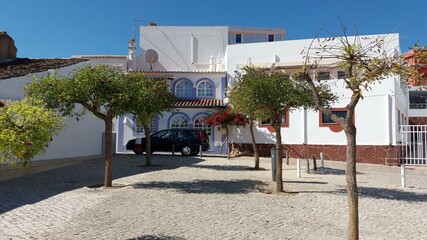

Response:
(405, 44), (427, 86)
(26, 65), (132, 120)
(230, 67), (336, 122)
(26, 64), (136, 187)
(127, 73), (176, 126)
(309, 35), (403, 101)
(0, 99), (63, 167)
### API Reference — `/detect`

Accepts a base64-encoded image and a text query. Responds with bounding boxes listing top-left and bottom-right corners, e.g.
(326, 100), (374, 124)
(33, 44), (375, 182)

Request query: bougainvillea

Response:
(202, 108), (248, 126)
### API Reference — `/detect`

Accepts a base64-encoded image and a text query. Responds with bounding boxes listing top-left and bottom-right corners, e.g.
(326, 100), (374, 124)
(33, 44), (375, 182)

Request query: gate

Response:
(399, 125), (427, 165)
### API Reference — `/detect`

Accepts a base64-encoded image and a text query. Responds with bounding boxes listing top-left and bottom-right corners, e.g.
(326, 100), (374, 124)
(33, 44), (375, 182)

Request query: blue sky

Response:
(1, 0), (425, 58)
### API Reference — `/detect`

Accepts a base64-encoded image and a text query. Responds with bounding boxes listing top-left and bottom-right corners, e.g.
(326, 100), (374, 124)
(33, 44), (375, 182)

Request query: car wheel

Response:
(134, 150), (143, 155)
(181, 146), (192, 156)
(191, 150), (199, 156)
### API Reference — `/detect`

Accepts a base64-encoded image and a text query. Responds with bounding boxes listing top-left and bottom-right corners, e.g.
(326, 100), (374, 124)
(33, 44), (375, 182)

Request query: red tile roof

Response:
(175, 99), (226, 108)
(0, 58), (88, 80)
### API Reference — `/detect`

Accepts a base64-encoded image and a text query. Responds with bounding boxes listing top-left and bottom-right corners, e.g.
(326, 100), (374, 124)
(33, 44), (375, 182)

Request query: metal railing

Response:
(399, 125), (427, 165)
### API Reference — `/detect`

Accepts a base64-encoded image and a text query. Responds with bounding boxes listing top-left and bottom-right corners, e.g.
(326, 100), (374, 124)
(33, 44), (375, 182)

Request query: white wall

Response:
(225, 34), (404, 146)
(139, 26), (229, 72)
(0, 59), (126, 161)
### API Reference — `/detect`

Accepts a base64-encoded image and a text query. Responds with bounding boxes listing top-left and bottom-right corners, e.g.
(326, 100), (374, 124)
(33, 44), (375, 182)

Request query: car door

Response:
(150, 130), (170, 152)
(167, 129), (185, 151)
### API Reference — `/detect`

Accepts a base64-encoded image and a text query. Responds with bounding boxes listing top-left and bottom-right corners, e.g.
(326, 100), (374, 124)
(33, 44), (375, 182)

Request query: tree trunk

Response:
(249, 120), (260, 169)
(104, 116), (113, 187)
(144, 125), (152, 166)
(344, 123), (359, 240)
(225, 125), (229, 158)
(272, 114), (283, 192)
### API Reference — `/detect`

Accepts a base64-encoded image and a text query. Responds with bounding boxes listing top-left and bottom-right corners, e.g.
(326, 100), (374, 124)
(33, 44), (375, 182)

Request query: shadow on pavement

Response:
(284, 180), (328, 184)
(184, 164), (250, 171)
(314, 167), (364, 175)
(133, 179), (267, 194)
(336, 186), (427, 202)
(127, 235), (185, 240)
(0, 154), (203, 214)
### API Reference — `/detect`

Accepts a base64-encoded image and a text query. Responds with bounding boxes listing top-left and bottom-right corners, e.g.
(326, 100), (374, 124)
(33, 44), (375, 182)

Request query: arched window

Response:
(175, 80), (192, 98)
(193, 114), (212, 135)
(170, 114), (189, 129)
(196, 80), (214, 97)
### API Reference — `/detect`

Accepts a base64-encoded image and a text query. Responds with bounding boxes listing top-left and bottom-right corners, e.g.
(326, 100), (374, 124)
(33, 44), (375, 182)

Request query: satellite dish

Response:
(144, 49), (158, 70)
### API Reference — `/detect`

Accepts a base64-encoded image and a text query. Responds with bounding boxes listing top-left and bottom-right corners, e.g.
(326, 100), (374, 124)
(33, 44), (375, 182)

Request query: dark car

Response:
(126, 129), (210, 156)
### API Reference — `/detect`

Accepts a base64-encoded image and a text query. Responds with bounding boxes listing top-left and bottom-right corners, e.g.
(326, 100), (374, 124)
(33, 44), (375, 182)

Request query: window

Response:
(268, 34), (274, 42)
(254, 34), (265, 43)
(258, 111), (289, 132)
(409, 91), (427, 109)
(319, 108), (353, 132)
(152, 130), (169, 138)
(175, 80), (192, 98)
(275, 34), (282, 41)
(236, 34), (242, 44)
(337, 71), (347, 79)
(318, 71), (331, 80)
(170, 114), (189, 129)
(134, 115), (157, 134)
(321, 110), (347, 124)
(243, 34), (254, 43)
(194, 115), (212, 136)
(197, 80), (214, 97)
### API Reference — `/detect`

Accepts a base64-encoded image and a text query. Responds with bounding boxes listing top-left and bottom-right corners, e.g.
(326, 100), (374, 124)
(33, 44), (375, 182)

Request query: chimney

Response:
(0, 31), (17, 60)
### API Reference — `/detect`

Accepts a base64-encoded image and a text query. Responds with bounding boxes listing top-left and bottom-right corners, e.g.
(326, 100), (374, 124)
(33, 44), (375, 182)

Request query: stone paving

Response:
(0, 154), (426, 240)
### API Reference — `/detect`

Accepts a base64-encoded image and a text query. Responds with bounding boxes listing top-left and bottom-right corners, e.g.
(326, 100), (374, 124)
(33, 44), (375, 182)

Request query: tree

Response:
(126, 73), (176, 166)
(0, 98), (63, 167)
(26, 65), (133, 187)
(228, 74), (267, 170)
(237, 67), (335, 192)
(404, 43), (427, 85)
(295, 32), (403, 239)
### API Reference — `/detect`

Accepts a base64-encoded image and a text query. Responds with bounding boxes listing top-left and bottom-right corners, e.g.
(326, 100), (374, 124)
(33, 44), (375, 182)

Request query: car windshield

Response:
(152, 130), (169, 138)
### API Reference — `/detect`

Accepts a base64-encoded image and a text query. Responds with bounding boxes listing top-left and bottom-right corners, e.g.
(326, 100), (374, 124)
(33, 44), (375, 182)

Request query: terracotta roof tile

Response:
(175, 99), (226, 108)
(0, 58), (88, 80)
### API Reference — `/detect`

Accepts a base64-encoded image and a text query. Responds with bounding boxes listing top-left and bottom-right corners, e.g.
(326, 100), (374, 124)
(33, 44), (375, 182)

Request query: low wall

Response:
(0, 155), (103, 181)
(229, 143), (399, 165)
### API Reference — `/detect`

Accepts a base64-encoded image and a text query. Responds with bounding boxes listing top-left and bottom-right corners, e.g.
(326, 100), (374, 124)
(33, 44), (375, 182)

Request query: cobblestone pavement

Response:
(0, 154), (426, 240)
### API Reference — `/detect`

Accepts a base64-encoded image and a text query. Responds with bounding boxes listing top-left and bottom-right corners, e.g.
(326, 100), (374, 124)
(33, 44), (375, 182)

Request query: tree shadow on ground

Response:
(133, 179), (267, 194)
(184, 164), (252, 171)
(336, 186), (427, 202)
(127, 235), (185, 240)
(0, 154), (203, 214)
(284, 180), (328, 184)
(313, 167), (364, 175)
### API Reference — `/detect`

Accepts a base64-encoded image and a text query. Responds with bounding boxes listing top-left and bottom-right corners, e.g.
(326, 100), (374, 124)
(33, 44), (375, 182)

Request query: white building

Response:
(0, 32), (128, 179)
(225, 34), (408, 164)
(117, 25), (409, 165)
(117, 25), (286, 154)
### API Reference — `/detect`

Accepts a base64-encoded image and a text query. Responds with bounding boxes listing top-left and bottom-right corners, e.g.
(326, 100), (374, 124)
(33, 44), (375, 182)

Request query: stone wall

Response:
(229, 143), (399, 165)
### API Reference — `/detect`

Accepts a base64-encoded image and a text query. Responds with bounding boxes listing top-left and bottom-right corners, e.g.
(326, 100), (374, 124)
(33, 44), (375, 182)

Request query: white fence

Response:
(399, 125), (427, 166)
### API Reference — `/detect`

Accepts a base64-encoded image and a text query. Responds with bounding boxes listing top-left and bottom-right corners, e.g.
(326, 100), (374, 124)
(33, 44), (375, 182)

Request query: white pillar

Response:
(320, 152), (324, 168)
(401, 164), (406, 188)
(297, 158), (301, 178)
